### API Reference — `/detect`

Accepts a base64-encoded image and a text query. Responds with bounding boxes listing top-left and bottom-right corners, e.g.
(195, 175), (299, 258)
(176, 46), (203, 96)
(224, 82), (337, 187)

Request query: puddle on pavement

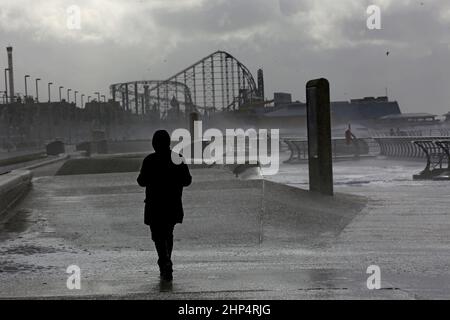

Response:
(0, 260), (54, 274)
(1, 208), (33, 234)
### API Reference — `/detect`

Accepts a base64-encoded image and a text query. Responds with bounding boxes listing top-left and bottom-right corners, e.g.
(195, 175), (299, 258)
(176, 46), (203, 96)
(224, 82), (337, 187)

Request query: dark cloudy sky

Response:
(1, 0), (450, 115)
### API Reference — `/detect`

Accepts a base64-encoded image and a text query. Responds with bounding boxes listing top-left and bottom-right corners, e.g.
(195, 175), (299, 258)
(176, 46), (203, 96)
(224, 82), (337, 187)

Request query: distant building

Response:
(444, 112), (450, 122)
(259, 95), (401, 129)
(273, 92), (293, 107)
(378, 113), (439, 126)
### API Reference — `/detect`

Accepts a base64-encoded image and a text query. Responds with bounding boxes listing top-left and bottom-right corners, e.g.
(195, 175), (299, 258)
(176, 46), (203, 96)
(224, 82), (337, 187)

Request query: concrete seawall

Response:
(0, 170), (32, 220)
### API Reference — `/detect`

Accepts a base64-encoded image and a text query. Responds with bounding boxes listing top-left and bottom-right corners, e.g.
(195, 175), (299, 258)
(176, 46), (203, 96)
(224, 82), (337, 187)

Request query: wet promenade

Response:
(0, 158), (449, 299)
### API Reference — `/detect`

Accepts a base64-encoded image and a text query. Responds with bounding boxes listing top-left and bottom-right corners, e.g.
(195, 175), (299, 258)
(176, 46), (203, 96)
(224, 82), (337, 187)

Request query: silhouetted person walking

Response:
(137, 130), (192, 281)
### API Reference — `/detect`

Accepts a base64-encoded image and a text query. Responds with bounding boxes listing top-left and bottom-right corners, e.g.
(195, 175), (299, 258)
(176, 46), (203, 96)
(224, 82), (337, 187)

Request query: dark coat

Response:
(137, 150), (192, 225)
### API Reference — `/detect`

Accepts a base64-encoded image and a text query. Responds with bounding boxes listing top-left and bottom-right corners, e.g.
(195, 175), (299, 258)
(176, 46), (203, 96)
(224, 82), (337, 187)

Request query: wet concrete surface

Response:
(0, 157), (449, 299)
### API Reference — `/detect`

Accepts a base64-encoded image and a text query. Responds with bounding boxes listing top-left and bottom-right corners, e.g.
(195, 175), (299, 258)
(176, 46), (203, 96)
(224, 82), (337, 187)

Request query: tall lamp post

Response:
(81, 94), (85, 108)
(4, 68), (9, 103)
(74, 91), (78, 107)
(59, 86), (64, 102)
(48, 82), (53, 102)
(67, 88), (72, 103)
(35, 78), (41, 103)
(24, 75), (30, 98)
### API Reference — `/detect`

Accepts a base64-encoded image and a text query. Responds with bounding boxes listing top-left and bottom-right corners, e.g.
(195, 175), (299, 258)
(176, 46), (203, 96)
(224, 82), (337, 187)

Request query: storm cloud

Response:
(0, 0), (449, 114)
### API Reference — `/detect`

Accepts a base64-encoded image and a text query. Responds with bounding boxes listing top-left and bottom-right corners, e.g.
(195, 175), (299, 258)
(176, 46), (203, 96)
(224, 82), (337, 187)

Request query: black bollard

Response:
(306, 78), (333, 196)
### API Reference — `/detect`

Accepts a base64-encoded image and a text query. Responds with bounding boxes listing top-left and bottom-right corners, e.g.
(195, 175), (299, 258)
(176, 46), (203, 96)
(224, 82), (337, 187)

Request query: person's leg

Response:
(160, 224), (175, 279)
(150, 224), (169, 275)
(150, 223), (175, 280)
(167, 224), (175, 260)
(154, 239), (170, 272)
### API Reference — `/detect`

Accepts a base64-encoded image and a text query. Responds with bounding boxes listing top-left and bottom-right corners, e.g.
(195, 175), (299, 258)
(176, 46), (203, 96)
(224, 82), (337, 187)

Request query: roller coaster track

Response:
(110, 51), (262, 120)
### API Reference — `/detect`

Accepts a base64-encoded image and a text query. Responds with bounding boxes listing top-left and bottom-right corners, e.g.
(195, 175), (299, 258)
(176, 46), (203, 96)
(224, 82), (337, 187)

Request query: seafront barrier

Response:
(0, 170), (32, 219)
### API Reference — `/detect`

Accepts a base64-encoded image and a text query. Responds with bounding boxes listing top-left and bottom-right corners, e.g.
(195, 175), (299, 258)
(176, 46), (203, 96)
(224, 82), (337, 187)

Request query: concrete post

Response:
(306, 78), (333, 196)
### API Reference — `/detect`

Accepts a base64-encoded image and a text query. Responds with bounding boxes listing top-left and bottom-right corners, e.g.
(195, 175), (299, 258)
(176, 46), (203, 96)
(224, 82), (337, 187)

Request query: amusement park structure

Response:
(110, 51), (265, 120)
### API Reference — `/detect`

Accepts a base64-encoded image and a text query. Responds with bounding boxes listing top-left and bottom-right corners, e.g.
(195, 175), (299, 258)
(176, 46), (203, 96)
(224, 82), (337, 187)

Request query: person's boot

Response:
(155, 240), (172, 281)
(161, 260), (173, 281)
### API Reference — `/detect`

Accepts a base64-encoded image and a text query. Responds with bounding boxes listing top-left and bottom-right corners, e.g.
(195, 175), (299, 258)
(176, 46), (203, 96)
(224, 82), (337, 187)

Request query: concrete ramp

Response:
(263, 181), (367, 246)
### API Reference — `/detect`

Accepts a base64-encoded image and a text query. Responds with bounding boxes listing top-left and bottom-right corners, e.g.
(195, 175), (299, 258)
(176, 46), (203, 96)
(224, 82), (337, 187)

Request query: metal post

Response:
(4, 69), (9, 103)
(121, 86), (125, 110)
(306, 78), (333, 196)
(257, 69), (264, 99)
(111, 84), (116, 102)
(144, 84), (149, 115)
(134, 82), (138, 114)
(47, 82), (53, 102)
(35, 78), (41, 103)
(156, 85), (160, 112)
(24, 75), (30, 98)
(7, 47), (15, 102)
(125, 85), (129, 110)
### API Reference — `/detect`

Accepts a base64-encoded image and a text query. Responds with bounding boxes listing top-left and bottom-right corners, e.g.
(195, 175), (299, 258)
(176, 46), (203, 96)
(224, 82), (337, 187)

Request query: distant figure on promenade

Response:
(345, 124), (356, 145)
(345, 124), (360, 157)
(137, 130), (192, 281)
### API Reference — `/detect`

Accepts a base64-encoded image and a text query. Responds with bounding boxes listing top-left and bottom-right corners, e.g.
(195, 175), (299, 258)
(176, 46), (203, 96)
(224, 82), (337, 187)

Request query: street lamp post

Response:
(48, 82), (53, 102)
(4, 69), (9, 103)
(74, 91), (78, 106)
(67, 88), (72, 103)
(35, 78), (41, 103)
(59, 86), (64, 102)
(24, 75), (30, 98)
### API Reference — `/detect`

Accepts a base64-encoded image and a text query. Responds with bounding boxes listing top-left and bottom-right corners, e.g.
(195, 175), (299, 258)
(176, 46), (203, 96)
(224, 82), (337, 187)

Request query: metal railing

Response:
(282, 137), (371, 163)
(371, 127), (450, 137)
(372, 136), (450, 179)
(373, 136), (450, 159)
